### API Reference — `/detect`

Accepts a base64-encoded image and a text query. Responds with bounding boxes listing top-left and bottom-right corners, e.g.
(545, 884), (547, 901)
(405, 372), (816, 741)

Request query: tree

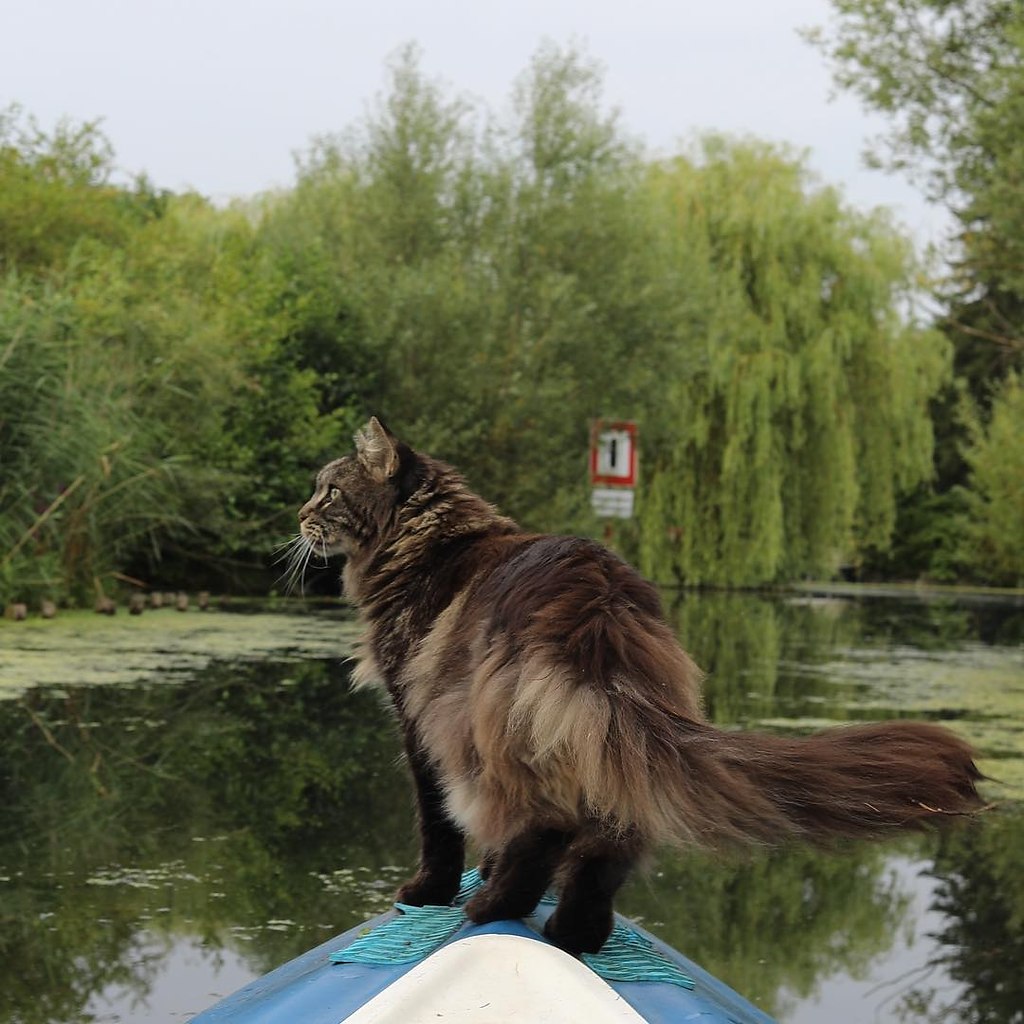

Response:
(0, 104), (159, 273)
(283, 45), (668, 531)
(808, 0), (1024, 381)
(273, 47), (950, 583)
(807, 0), (1024, 581)
(959, 374), (1024, 585)
(633, 140), (947, 585)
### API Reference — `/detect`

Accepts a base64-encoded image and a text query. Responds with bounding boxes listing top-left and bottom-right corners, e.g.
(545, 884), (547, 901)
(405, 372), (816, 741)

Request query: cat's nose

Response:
(298, 503), (312, 522)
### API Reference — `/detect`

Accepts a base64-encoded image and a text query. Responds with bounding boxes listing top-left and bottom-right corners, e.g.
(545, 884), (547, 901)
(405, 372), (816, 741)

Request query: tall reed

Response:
(0, 274), (195, 604)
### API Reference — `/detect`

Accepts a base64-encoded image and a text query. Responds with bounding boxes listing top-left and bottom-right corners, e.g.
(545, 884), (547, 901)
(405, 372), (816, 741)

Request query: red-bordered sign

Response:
(590, 420), (638, 487)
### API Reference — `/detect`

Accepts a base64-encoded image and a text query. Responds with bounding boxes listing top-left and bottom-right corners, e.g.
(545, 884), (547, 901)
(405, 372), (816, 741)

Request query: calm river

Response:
(1, 590), (1022, 1023)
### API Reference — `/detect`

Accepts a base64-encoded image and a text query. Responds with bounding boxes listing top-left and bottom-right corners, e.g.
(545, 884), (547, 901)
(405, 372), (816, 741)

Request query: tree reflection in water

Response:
(894, 815), (1024, 1023)
(0, 594), (1020, 1023)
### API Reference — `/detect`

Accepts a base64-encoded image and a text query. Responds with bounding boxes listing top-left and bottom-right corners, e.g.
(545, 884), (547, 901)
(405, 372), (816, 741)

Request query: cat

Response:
(296, 416), (983, 956)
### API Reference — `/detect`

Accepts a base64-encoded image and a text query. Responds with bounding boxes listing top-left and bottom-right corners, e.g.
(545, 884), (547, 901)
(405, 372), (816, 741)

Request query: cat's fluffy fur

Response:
(298, 417), (983, 954)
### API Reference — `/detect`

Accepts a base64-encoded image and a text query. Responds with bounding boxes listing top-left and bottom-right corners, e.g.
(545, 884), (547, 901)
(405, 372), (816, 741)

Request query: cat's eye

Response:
(328, 486), (340, 502)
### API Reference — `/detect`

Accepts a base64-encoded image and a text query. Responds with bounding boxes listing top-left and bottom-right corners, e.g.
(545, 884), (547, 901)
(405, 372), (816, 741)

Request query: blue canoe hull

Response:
(191, 899), (777, 1024)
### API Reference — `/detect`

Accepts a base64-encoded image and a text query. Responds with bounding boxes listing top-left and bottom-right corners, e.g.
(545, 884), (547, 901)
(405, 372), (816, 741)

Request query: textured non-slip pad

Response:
(330, 868), (695, 990)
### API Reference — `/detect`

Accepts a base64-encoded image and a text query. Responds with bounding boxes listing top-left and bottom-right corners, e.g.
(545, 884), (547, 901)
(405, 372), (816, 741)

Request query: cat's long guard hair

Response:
(298, 417), (983, 955)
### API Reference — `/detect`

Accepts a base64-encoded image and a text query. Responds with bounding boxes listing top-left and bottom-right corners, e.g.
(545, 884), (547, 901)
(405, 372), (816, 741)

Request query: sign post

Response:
(590, 420), (637, 520)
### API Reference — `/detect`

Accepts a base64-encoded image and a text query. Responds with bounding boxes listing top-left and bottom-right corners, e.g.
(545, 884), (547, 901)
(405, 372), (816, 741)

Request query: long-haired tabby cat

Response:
(296, 417), (982, 955)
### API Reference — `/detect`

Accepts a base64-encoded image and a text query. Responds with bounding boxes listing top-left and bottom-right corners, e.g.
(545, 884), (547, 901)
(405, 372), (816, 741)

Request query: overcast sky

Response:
(3, 0), (949, 247)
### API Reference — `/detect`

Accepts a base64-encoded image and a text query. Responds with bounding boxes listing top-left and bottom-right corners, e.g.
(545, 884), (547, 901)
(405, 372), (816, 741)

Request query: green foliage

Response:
(803, 2), (1021, 195)
(861, 485), (970, 582)
(633, 142), (946, 584)
(808, 0), (1024, 366)
(276, 45), (661, 530)
(0, 126), (351, 601)
(0, 275), (188, 604)
(0, 45), (978, 593)
(0, 104), (157, 272)
(276, 49), (942, 582)
(809, 0), (1024, 582)
(959, 373), (1024, 584)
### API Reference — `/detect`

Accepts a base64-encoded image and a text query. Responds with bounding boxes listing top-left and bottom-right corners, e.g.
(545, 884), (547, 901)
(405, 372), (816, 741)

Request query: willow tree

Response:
(959, 374), (1024, 585)
(634, 139), (948, 586)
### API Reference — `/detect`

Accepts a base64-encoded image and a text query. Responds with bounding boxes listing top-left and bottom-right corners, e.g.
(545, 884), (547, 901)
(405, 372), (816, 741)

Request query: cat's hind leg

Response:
(543, 838), (640, 955)
(463, 827), (571, 924)
(477, 849), (498, 880)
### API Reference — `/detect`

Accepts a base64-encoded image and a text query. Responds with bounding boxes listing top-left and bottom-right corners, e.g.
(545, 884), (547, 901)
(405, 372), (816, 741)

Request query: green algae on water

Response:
(0, 608), (359, 699)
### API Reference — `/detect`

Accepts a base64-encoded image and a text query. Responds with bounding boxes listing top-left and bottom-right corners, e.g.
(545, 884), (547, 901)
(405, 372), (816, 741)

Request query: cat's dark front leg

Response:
(395, 729), (465, 907)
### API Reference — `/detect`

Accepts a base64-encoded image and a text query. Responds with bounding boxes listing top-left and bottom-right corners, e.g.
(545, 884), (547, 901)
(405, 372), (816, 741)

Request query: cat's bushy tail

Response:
(647, 718), (984, 848)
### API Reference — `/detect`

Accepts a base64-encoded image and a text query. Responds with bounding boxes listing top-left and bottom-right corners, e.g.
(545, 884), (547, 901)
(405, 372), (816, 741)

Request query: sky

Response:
(2, 0), (950, 248)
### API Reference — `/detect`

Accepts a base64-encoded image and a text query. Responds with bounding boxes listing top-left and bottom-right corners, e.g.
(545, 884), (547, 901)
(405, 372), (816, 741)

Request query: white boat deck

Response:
(341, 933), (648, 1023)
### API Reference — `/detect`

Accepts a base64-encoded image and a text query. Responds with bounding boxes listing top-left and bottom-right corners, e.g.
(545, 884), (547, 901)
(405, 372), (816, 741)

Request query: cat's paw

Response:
(463, 888), (510, 924)
(464, 885), (541, 924)
(395, 870), (461, 908)
(543, 907), (613, 956)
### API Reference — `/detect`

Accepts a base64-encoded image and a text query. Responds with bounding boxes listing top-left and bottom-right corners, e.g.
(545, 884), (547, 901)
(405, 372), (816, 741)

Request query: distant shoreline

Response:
(651, 579), (1024, 604)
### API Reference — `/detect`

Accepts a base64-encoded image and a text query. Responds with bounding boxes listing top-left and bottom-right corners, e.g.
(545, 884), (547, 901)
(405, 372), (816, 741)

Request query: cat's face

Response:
(298, 456), (373, 556)
(297, 417), (404, 557)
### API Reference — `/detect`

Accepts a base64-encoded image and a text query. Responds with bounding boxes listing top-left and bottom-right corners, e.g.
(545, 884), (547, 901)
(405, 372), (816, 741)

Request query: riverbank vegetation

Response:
(2, 24), (1021, 605)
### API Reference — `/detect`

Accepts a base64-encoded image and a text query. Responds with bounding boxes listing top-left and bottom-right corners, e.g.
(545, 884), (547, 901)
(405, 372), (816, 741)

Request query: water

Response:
(1, 591), (1021, 1024)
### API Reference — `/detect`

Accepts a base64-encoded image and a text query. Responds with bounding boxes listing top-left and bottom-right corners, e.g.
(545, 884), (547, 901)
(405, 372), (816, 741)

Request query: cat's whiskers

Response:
(273, 536), (305, 592)
(275, 533), (318, 595)
(272, 534), (305, 559)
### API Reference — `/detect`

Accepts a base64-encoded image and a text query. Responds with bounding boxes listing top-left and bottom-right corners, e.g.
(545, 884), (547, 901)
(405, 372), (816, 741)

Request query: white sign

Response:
(590, 422), (637, 487)
(591, 487), (634, 519)
(594, 429), (633, 480)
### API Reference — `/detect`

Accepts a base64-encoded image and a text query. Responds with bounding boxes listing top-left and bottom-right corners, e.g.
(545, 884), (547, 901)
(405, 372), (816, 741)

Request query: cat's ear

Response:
(355, 416), (400, 482)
